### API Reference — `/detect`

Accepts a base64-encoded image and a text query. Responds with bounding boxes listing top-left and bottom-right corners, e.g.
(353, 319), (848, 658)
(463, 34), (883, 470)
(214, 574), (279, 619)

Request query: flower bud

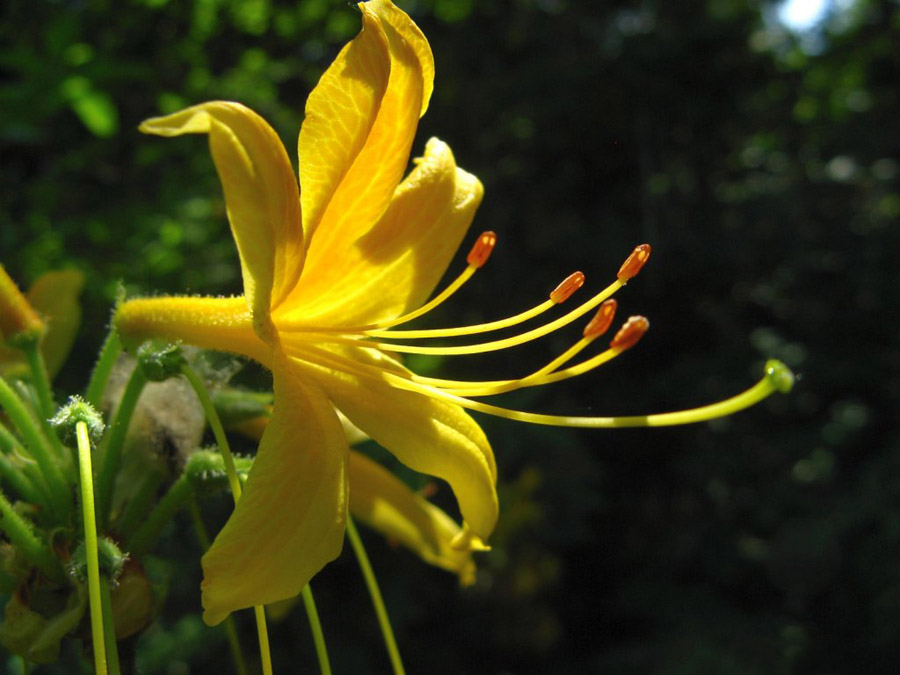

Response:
(136, 340), (185, 382)
(0, 265), (44, 346)
(50, 396), (105, 445)
(68, 537), (126, 584)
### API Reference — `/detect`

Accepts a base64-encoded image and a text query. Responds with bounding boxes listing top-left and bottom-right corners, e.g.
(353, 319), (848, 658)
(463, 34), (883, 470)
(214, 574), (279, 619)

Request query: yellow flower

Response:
(115, 0), (792, 625)
(0, 266), (84, 379)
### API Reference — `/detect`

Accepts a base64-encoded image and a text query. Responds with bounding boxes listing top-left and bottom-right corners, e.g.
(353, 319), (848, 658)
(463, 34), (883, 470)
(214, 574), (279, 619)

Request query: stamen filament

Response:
(281, 265), (477, 335)
(380, 361), (793, 428)
(365, 299), (553, 339)
(364, 271), (584, 340)
(284, 278), (625, 357)
(283, 344), (792, 431)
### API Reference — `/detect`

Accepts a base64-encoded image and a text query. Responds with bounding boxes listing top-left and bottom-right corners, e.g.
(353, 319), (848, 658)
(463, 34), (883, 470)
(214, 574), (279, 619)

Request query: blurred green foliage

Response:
(2, 0), (899, 672)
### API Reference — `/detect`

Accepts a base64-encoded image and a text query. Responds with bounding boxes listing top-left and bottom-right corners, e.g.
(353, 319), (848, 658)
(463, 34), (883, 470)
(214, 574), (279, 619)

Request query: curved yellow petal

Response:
(140, 102), (303, 338)
(296, 5), (390, 243)
(275, 138), (483, 327)
(292, 346), (497, 544)
(201, 359), (348, 625)
(28, 269), (85, 379)
(349, 450), (476, 585)
(290, 1), (434, 305)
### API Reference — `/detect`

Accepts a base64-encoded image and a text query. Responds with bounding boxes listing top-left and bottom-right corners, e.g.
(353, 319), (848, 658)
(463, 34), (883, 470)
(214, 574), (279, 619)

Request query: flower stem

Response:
(188, 500), (248, 675)
(114, 467), (164, 537)
(180, 365), (241, 499)
(345, 516), (405, 675)
(86, 331), (123, 409)
(301, 586), (331, 675)
(76, 420), (109, 675)
(100, 578), (122, 675)
(20, 339), (54, 421)
(97, 365), (147, 529)
(181, 364), (274, 675)
(0, 376), (70, 519)
(126, 475), (193, 558)
(0, 487), (63, 582)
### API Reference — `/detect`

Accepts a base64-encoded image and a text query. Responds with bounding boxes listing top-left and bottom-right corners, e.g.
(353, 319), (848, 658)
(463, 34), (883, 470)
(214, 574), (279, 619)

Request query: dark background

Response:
(2, 0), (898, 672)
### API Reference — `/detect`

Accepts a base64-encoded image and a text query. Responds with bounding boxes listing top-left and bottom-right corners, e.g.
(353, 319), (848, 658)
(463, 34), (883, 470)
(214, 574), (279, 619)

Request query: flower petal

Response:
(291, 0), (434, 298)
(0, 269), (84, 379)
(275, 138), (483, 327)
(349, 450), (476, 584)
(296, 5), (390, 243)
(200, 359), (348, 625)
(27, 269), (85, 379)
(140, 103), (303, 337)
(292, 346), (497, 545)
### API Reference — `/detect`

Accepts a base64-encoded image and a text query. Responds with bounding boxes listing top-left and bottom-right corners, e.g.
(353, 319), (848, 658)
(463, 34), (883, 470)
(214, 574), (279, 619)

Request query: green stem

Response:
(0, 488), (63, 582)
(188, 502), (248, 675)
(97, 366), (147, 529)
(20, 340), (54, 421)
(114, 467), (164, 536)
(253, 606), (273, 675)
(86, 331), (123, 409)
(301, 586), (331, 675)
(127, 475), (193, 558)
(180, 365), (242, 500)
(180, 365), (274, 675)
(0, 423), (56, 512)
(100, 578), (122, 675)
(345, 516), (405, 675)
(188, 500), (248, 675)
(75, 420), (109, 675)
(0, 453), (40, 505)
(0, 376), (70, 519)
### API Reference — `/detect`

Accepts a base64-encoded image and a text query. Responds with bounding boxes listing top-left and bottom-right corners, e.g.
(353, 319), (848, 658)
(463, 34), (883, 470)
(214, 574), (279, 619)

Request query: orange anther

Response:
(617, 244), (652, 281)
(609, 315), (649, 351)
(549, 271), (585, 304)
(467, 231), (497, 268)
(583, 299), (617, 338)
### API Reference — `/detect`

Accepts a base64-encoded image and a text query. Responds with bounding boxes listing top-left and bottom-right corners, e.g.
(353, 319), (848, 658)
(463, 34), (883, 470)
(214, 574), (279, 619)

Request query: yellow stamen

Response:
(320, 277), (625, 355)
(548, 271), (585, 304)
(365, 270), (585, 340)
(284, 343), (793, 430)
(609, 315), (649, 351)
(279, 231), (498, 334)
(617, 244), (651, 281)
(466, 231), (497, 268)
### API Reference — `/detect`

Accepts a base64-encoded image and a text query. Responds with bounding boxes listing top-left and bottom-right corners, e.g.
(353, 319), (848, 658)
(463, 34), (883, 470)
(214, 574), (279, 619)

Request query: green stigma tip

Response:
(764, 359), (795, 394)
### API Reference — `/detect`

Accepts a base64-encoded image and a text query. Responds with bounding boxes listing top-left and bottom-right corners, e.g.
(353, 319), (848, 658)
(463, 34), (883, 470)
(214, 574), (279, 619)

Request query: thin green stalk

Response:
(21, 341), (73, 482)
(345, 516), (405, 675)
(0, 423), (55, 511)
(180, 364), (274, 675)
(301, 586), (332, 675)
(75, 420), (109, 675)
(0, 376), (70, 519)
(0, 488), (63, 582)
(97, 366), (147, 529)
(0, 453), (41, 505)
(99, 578), (122, 675)
(180, 366), (241, 499)
(20, 340), (54, 421)
(188, 500), (248, 675)
(86, 331), (123, 409)
(114, 468), (164, 536)
(126, 475), (193, 558)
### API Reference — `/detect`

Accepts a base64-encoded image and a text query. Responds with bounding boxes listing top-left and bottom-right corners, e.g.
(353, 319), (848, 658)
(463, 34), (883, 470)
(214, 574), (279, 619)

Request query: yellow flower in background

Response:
(116, 0), (792, 625)
(0, 266), (84, 379)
